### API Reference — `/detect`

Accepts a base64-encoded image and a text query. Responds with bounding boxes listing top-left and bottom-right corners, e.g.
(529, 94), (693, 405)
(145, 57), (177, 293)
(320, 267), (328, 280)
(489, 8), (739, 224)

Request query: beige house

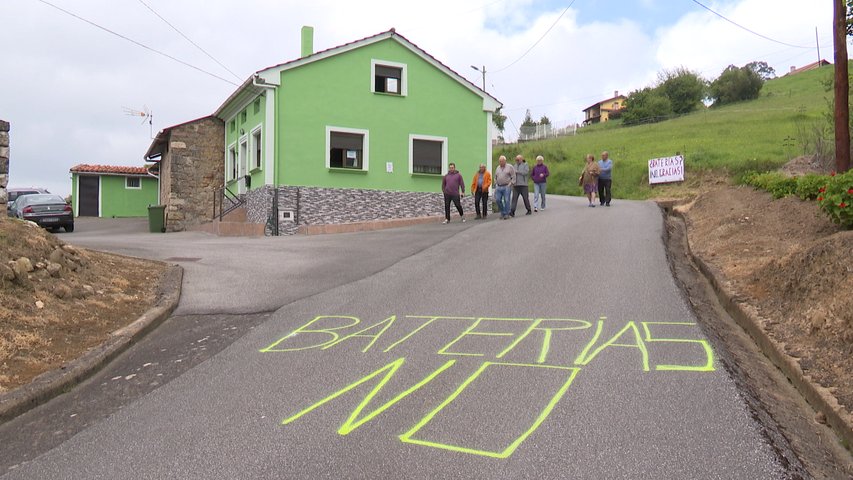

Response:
(582, 91), (627, 125)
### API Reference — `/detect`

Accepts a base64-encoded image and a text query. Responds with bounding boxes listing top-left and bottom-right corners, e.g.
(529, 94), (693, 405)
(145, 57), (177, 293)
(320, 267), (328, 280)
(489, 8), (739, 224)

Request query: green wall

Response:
(71, 173), (158, 217)
(277, 39), (488, 192)
(219, 38), (491, 194)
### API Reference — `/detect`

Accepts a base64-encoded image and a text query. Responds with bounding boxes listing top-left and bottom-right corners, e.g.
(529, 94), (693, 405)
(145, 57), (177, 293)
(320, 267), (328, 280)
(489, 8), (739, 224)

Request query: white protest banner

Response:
(648, 155), (684, 184)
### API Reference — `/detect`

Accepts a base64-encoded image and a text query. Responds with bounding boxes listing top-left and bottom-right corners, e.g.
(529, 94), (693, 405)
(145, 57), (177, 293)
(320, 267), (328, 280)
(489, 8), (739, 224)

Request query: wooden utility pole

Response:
(834, 0), (850, 172)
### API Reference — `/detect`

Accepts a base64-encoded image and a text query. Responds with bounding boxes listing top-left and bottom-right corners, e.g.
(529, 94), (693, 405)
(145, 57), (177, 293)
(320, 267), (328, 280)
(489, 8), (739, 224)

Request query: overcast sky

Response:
(0, 0), (835, 197)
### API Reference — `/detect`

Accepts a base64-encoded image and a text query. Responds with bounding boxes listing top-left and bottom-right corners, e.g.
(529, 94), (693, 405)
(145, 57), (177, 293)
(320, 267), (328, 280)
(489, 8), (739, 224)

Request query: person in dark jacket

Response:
(510, 155), (532, 216)
(441, 162), (466, 223)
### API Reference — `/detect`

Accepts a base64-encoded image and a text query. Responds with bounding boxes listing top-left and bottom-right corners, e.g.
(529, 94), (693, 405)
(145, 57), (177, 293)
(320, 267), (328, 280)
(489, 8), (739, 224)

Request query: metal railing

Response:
(213, 185), (244, 221)
(265, 188), (279, 236)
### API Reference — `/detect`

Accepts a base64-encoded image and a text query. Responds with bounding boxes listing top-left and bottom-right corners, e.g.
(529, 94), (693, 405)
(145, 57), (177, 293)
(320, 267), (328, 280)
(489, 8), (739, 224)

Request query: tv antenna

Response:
(123, 105), (154, 138)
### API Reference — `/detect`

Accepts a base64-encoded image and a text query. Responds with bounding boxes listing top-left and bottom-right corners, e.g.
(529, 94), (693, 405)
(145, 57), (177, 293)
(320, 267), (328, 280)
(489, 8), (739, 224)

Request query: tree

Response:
(622, 87), (673, 125)
(539, 115), (551, 126)
(492, 107), (506, 133)
(521, 109), (536, 127)
(745, 61), (776, 80)
(657, 67), (707, 115)
(710, 64), (764, 106)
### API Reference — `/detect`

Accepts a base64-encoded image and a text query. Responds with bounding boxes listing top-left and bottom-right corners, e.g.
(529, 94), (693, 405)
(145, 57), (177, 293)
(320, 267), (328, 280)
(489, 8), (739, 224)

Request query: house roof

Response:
(144, 115), (217, 161)
(582, 94), (627, 113)
(213, 28), (502, 118)
(70, 164), (150, 176)
(787, 59), (831, 76)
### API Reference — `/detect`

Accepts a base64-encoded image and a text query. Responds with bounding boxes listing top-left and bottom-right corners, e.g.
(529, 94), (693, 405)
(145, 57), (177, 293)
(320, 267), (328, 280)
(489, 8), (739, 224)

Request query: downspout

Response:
(252, 73), (278, 184)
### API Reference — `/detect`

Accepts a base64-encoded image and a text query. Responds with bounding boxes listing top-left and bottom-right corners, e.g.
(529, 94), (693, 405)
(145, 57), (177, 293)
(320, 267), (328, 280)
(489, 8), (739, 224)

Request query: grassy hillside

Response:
(496, 67), (834, 199)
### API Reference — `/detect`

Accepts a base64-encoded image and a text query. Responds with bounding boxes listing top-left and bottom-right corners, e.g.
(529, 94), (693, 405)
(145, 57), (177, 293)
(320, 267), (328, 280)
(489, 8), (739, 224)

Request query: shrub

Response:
(742, 171), (797, 198)
(816, 170), (853, 228)
(795, 174), (825, 200)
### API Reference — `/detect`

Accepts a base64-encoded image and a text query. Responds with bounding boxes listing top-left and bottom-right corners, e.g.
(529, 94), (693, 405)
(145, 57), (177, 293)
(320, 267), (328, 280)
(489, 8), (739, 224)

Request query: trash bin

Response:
(147, 205), (166, 233)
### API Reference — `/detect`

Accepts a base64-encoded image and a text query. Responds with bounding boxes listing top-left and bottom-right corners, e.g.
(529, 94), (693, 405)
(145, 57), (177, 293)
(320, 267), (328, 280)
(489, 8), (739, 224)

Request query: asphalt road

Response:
(1, 196), (792, 479)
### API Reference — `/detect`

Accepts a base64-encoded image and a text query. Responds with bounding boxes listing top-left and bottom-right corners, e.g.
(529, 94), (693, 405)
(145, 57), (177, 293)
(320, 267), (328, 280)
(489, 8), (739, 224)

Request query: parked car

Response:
(7, 187), (50, 217)
(11, 194), (74, 232)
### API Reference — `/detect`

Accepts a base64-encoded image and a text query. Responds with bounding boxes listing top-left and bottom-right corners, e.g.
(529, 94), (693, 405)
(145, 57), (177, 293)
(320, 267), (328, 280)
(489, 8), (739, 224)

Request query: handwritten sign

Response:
(261, 314), (715, 459)
(648, 155), (684, 184)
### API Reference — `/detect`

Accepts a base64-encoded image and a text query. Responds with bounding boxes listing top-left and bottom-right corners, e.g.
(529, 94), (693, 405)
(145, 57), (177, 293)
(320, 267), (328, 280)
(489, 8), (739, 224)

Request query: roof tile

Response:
(69, 164), (149, 175)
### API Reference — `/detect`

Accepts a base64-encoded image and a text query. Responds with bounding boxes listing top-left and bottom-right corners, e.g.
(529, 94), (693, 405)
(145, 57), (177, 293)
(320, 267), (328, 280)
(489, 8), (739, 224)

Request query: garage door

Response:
(78, 175), (99, 216)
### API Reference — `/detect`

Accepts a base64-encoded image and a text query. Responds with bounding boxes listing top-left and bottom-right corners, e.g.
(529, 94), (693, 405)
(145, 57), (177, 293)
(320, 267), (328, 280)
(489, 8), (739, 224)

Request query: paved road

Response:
(1, 196), (793, 479)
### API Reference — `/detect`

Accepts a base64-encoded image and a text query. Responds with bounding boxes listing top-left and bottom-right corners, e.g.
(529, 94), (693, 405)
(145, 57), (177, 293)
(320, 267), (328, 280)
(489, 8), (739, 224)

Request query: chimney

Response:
(614, 90), (619, 97)
(301, 26), (314, 58)
(790, 66), (796, 73)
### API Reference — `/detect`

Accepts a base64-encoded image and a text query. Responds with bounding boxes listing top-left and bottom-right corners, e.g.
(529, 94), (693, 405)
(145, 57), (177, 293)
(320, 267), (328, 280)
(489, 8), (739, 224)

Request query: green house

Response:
(148, 27), (501, 234)
(70, 164), (158, 217)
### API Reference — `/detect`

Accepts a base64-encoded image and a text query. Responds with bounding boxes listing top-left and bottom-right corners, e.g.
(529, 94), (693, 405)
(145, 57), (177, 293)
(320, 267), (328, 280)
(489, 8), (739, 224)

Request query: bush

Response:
(795, 174), (825, 200)
(816, 170), (853, 228)
(742, 171), (797, 198)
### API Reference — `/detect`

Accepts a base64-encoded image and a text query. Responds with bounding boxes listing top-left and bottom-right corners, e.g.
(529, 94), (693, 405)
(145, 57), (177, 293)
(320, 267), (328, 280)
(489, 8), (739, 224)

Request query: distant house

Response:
(582, 91), (627, 126)
(70, 164), (158, 217)
(146, 27), (502, 234)
(786, 59), (831, 76)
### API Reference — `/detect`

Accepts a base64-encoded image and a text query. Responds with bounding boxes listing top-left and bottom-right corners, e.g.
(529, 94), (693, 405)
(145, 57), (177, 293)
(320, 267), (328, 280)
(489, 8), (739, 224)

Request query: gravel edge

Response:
(0, 264), (182, 424)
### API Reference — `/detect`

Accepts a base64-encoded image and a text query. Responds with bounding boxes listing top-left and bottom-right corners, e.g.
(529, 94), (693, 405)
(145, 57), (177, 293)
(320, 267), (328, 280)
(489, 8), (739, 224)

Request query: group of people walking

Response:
(440, 151), (613, 222)
(580, 151), (613, 207)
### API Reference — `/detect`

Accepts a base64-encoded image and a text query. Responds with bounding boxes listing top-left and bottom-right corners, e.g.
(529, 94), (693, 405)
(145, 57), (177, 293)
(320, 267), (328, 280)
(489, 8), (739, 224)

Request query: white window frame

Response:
(227, 143), (238, 181)
(326, 126), (369, 171)
(250, 126), (263, 171)
(125, 176), (142, 189)
(408, 134), (448, 175)
(370, 59), (407, 96)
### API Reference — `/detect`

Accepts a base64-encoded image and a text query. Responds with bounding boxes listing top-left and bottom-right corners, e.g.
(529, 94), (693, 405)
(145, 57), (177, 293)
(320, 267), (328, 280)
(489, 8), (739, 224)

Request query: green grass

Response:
(496, 67), (835, 199)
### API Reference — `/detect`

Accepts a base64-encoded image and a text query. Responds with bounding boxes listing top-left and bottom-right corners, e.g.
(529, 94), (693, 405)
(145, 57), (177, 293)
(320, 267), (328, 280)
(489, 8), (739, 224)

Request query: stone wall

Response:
(244, 185), (478, 235)
(163, 116), (224, 232)
(0, 120), (9, 214)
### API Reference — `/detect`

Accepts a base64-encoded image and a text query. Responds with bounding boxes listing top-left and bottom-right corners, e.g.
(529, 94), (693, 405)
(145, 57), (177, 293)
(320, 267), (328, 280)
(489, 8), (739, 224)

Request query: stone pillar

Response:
(0, 120), (9, 215)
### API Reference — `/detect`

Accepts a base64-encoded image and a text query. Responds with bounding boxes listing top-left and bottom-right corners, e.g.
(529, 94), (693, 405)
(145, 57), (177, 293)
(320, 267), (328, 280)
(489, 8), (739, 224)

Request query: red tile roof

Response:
(70, 164), (149, 175)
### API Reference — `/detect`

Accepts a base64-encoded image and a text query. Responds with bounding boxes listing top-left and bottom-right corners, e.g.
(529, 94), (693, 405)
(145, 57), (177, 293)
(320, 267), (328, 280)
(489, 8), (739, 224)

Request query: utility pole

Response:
(816, 26), (821, 64)
(470, 65), (486, 92)
(834, 0), (850, 172)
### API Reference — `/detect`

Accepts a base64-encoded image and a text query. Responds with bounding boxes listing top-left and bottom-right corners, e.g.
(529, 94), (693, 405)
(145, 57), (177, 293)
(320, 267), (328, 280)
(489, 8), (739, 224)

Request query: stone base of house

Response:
(244, 185), (478, 235)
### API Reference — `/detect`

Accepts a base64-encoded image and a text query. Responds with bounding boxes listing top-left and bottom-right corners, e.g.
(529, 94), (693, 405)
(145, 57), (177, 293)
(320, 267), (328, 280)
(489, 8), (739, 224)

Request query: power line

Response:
(136, 0), (242, 81)
(492, 0), (577, 73)
(690, 0), (811, 49)
(34, 0), (239, 86)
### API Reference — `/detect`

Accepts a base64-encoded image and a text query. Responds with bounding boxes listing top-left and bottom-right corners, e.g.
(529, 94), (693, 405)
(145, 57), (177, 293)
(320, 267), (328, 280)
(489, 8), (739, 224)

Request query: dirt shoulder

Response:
(678, 185), (853, 418)
(0, 217), (168, 393)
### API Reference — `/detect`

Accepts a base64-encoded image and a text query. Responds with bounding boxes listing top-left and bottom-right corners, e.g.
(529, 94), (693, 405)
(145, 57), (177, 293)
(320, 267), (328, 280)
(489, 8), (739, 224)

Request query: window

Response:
(252, 128), (262, 170)
(125, 176), (141, 189)
(371, 60), (407, 96)
(229, 120), (236, 133)
(326, 127), (369, 171)
(240, 110), (247, 123)
(228, 145), (237, 181)
(409, 135), (447, 175)
(253, 98), (261, 115)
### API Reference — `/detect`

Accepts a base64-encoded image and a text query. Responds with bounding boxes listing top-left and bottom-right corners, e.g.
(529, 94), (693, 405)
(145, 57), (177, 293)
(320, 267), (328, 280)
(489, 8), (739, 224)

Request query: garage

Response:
(78, 175), (99, 216)
(70, 164), (159, 218)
